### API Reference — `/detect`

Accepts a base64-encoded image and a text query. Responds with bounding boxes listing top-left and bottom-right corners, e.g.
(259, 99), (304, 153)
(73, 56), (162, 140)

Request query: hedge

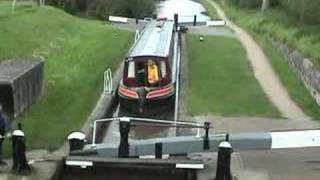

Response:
(278, 0), (320, 24)
(227, 0), (278, 9)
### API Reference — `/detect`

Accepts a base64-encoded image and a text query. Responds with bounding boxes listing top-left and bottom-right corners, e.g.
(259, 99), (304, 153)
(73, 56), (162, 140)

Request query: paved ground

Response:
(239, 148), (320, 180)
(189, 113), (320, 180)
(195, 149), (320, 180)
(0, 149), (63, 180)
(205, 0), (310, 121)
(194, 115), (320, 133)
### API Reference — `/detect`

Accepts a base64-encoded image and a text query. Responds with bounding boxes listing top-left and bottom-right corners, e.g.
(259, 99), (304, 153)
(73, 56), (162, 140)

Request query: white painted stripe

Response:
(176, 163), (204, 169)
(139, 154), (170, 159)
(271, 130), (320, 149)
(65, 160), (93, 167)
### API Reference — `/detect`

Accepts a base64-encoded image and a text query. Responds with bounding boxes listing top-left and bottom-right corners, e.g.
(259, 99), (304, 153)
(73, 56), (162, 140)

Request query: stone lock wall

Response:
(270, 38), (320, 106)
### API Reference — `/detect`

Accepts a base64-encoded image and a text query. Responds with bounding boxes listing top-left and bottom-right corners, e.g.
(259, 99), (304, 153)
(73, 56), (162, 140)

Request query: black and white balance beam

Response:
(65, 156), (204, 169)
(65, 130), (320, 169)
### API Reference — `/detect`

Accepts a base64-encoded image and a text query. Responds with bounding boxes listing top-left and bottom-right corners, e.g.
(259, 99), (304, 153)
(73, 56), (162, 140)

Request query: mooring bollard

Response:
(155, 142), (163, 159)
(135, 18), (138, 25)
(118, 117), (130, 158)
(174, 13), (178, 31)
(12, 129), (31, 174)
(193, 15), (197, 26)
(67, 131), (86, 154)
(226, 133), (230, 142)
(18, 123), (22, 130)
(215, 141), (233, 180)
(203, 122), (211, 150)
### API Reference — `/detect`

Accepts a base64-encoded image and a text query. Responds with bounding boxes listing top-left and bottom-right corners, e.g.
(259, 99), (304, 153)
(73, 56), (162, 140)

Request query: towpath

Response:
(205, 0), (310, 120)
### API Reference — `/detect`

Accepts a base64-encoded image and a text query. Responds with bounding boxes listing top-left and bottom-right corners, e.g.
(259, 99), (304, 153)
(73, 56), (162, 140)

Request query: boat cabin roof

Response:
(127, 20), (174, 60)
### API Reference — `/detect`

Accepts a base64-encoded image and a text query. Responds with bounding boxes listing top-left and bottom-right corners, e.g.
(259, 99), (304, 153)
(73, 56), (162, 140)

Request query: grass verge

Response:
(198, 0), (218, 19)
(215, 0), (320, 64)
(204, 0), (320, 119)
(0, 3), (133, 150)
(187, 34), (280, 117)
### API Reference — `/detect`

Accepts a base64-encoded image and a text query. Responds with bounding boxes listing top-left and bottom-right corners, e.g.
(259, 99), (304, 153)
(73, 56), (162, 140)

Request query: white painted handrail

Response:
(104, 68), (113, 94)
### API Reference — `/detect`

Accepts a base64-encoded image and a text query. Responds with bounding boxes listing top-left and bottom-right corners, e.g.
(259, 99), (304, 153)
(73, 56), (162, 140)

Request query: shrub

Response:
(46, 0), (155, 19)
(238, 0), (261, 8)
(226, 0), (278, 9)
(278, 0), (320, 24)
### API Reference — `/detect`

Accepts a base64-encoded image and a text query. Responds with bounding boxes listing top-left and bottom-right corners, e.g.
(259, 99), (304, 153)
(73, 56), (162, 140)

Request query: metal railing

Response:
(103, 68), (113, 94)
(91, 117), (206, 146)
(174, 32), (181, 122)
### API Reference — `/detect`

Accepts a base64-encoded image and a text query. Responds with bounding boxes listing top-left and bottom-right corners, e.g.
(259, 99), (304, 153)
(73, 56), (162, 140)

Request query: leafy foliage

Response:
(46, 0), (156, 19)
(0, 4), (133, 149)
(213, 1), (320, 118)
(278, 0), (320, 24)
(223, 0), (320, 24)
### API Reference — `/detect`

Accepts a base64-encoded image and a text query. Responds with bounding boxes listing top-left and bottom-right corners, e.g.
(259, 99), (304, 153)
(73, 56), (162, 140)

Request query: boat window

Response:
(137, 62), (147, 86)
(128, 61), (135, 78)
(160, 61), (166, 77)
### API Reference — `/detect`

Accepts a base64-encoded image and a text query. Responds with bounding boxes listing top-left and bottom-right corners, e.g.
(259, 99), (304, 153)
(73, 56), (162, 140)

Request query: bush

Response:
(63, 0), (77, 14)
(278, 0), (320, 24)
(238, 0), (261, 8)
(46, 0), (155, 19)
(226, 0), (320, 24)
(227, 0), (278, 9)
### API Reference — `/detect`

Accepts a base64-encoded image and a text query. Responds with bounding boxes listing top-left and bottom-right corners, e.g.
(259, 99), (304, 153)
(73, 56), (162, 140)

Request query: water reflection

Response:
(157, 0), (211, 23)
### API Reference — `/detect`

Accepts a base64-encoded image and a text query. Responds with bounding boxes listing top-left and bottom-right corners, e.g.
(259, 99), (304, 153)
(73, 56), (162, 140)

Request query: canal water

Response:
(157, 0), (211, 23)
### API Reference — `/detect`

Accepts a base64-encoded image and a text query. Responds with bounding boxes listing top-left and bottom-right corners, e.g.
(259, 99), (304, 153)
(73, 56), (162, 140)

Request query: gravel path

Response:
(205, 0), (310, 121)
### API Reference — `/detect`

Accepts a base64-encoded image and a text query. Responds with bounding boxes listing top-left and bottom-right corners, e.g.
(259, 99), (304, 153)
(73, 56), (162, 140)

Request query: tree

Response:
(261, 0), (270, 11)
(11, 0), (16, 14)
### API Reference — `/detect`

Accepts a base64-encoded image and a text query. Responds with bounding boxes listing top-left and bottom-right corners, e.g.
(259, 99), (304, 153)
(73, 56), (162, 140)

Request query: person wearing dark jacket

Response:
(0, 105), (8, 165)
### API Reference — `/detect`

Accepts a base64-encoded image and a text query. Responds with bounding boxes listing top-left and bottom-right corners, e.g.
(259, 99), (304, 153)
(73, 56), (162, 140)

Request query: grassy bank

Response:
(0, 2), (133, 149)
(203, 0), (320, 119)
(199, 0), (218, 19)
(187, 35), (280, 117)
(216, 0), (320, 65)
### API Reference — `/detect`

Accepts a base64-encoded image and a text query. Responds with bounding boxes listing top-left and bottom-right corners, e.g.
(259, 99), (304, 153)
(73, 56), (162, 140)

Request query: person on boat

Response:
(147, 59), (159, 86)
